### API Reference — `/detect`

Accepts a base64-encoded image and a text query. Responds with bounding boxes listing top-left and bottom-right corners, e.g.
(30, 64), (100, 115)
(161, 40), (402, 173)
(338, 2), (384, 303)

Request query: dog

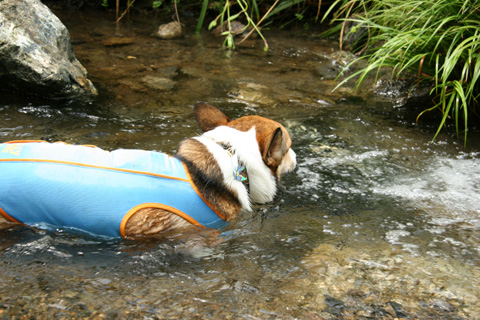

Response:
(0, 103), (296, 239)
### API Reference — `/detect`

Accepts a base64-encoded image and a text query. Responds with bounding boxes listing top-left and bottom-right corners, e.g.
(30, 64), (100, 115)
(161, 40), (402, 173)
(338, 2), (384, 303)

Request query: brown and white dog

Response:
(0, 103), (296, 239)
(125, 103), (296, 238)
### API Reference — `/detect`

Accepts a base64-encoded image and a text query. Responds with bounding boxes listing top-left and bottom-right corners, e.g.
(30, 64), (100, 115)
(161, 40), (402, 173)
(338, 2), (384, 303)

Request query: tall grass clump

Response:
(324, 0), (480, 145)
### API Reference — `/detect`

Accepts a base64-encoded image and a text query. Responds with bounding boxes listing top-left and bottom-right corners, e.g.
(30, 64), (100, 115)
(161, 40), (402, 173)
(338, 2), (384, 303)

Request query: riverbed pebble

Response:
(157, 21), (182, 39)
(141, 76), (176, 91)
(292, 242), (480, 318)
(228, 82), (275, 106)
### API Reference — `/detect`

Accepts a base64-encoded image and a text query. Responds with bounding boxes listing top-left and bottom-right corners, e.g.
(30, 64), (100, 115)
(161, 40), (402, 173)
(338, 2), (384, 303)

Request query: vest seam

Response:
(0, 158), (190, 182)
(181, 162), (228, 221)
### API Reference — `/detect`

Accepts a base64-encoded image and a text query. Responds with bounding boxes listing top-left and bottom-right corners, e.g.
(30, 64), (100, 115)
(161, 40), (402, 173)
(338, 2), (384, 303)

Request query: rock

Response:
(232, 280), (259, 294)
(313, 50), (358, 80)
(228, 82), (275, 106)
(342, 14), (368, 52)
(388, 301), (408, 318)
(297, 241), (480, 318)
(329, 50), (357, 68)
(373, 76), (433, 109)
(141, 76), (176, 91)
(430, 298), (452, 312)
(157, 21), (182, 39)
(212, 21), (253, 37)
(0, 0), (97, 98)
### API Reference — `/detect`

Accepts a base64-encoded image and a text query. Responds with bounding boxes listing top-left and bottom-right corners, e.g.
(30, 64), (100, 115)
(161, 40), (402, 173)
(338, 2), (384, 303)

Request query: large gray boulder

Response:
(0, 0), (97, 98)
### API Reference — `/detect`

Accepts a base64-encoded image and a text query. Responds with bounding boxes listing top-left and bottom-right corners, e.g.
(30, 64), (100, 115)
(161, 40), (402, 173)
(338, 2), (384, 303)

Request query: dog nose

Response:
(278, 148), (296, 176)
(289, 148), (297, 170)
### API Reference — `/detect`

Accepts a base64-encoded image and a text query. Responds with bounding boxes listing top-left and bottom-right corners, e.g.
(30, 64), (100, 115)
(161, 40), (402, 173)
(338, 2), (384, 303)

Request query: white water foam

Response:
(372, 156), (480, 228)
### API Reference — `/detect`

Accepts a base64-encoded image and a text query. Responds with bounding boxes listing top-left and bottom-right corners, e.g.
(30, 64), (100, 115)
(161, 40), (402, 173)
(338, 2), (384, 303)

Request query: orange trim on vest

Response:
(182, 163), (227, 221)
(4, 140), (46, 144)
(120, 203), (206, 238)
(0, 158), (191, 183)
(0, 206), (21, 224)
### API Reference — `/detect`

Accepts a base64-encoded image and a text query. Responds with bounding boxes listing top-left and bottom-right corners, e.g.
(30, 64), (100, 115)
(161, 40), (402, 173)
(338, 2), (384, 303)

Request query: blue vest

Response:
(0, 141), (227, 238)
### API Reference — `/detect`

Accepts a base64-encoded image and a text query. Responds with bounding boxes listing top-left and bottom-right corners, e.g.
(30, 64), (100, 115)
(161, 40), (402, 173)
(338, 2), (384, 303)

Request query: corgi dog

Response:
(0, 103), (296, 239)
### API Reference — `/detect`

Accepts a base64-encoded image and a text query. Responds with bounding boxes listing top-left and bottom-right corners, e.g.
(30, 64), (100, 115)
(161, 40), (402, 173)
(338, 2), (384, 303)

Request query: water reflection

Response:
(0, 8), (479, 319)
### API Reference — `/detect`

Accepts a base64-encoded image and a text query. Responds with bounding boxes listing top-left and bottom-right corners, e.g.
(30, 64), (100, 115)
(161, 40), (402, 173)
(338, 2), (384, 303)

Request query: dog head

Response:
(194, 103), (296, 205)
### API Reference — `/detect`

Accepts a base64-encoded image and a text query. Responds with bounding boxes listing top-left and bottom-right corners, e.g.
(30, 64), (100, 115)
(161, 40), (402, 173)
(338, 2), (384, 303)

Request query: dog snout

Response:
(278, 148), (296, 176)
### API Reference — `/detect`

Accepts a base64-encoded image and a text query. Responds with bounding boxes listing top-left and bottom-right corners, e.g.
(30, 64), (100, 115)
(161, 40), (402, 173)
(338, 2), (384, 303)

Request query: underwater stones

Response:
(228, 82), (275, 106)
(141, 76), (176, 91)
(157, 21), (182, 39)
(212, 21), (252, 37)
(0, 0), (97, 98)
(298, 242), (480, 318)
(313, 50), (357, 80)
(373, 76), (432, 109)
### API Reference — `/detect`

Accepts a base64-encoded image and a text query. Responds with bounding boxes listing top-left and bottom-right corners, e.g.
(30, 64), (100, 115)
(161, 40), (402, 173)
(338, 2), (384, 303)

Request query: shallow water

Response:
(1, 8), (480, 319)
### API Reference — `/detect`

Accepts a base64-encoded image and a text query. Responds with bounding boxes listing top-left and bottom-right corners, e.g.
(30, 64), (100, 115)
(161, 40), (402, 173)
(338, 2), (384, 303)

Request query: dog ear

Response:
(194, 103), (231, 132)
(264, 127), (287, 167)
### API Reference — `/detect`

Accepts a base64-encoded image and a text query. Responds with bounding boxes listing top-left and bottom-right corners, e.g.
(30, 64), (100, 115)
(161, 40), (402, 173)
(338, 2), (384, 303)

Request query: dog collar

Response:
(220, 143), (249, 186)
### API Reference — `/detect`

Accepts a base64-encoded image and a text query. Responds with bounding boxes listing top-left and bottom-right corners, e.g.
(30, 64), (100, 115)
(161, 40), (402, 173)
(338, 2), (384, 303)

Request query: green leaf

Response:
(152, 0), (163, 9)
(208, 20), (218, 30)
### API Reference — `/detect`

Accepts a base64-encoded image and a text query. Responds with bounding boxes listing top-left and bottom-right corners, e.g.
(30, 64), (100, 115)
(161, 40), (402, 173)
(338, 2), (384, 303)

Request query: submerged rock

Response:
(228, 82), (275, 106)
(294, 242), (480, 318)
(157, 21), (182, 39)
(0, 0), (97, 99)
(141, 76), (176, 91)
(313, 49), (358, 80)
(212, 20), (253, 37)
(373, 76), (433, 109)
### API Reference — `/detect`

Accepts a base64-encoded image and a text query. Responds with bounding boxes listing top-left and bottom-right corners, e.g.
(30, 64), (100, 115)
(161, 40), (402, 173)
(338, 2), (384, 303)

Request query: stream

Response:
(0, 7), (479, 319)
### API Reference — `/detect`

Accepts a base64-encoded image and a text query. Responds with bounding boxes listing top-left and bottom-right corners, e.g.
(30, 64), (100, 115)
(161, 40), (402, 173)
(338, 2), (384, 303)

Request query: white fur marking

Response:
(194, 135), (252, 212)
(195, 126), (278, 209)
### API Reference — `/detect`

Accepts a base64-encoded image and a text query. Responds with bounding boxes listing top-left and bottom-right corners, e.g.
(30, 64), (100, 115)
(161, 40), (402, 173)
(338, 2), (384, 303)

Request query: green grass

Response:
(324, 0), (480, 145)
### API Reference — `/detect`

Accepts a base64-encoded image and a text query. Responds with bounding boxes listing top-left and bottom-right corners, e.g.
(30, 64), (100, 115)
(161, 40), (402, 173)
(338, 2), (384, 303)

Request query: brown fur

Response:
(197, 104), (293, 178)
(124, 207), (191, 237)
(194, 104), (231, 132)
(0, 218), (14, 229)
(175, 139), (242, 220)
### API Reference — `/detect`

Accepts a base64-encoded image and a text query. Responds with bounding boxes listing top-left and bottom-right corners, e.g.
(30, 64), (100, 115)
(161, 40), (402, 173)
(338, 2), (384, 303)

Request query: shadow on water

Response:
(1, 8), (480, 319)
